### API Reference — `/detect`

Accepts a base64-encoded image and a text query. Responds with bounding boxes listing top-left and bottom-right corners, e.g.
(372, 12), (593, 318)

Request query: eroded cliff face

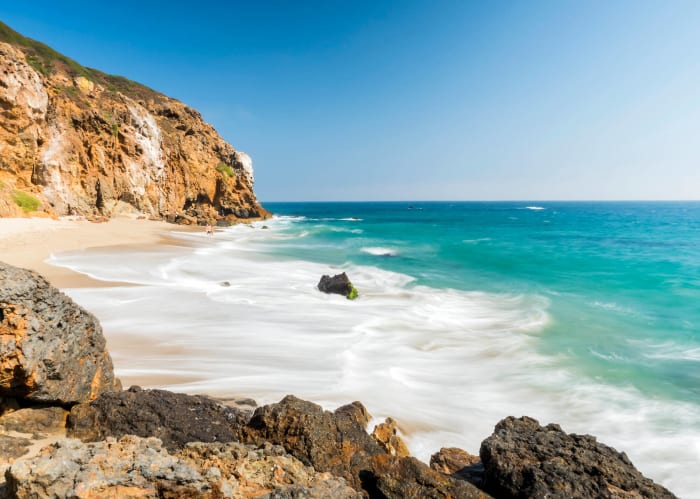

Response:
(0, 35), (268, 223)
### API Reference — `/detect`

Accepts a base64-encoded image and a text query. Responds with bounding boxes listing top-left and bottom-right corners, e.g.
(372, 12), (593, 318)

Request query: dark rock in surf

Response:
(67, 387), (252, 451)
(479, 416), (677, 499)
(317, 272), (358, 300)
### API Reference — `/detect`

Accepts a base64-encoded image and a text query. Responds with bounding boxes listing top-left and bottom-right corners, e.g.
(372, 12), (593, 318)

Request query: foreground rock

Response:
(0, 263), (120, 405)
(430, 447), (484, 487)
(244, 395), (383, 490)
(369, 455), (491, 499)
(317, 272), (358, 299)
(67, 386), (251, 451)
(479, 416), (677, 499)
(5, 435), (361, 498)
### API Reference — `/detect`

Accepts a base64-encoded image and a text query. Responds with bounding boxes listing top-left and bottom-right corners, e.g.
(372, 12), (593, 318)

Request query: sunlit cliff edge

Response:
(0, 21), (268, 223)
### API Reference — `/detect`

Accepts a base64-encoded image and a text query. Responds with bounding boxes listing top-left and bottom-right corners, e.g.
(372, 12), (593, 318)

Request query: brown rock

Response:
(480, 416), (677, 499)
(0, 434), (31, 462)
(430, 447), (484, 487)
(368, 454), (492, 499)
(0, 262), (121, 404)
(244, 395), (386, 490)
(0, 406), (67, 438)
(371, 417), (410, 457)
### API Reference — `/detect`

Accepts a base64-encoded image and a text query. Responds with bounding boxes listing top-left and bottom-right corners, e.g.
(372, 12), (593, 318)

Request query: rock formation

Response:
(5, 436), (362, 498)
(0, 21), (268, 223)
(0, 262), (120, 405)
(244, 395), (383, 490)
(479, 416), (677, 499)
(317, 272), (359, 299)
(67, 386), (251, 451)
(368, 454), (491, 499)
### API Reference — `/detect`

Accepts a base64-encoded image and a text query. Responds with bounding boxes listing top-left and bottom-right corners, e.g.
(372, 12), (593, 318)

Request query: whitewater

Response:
(50, 201), (700, 497)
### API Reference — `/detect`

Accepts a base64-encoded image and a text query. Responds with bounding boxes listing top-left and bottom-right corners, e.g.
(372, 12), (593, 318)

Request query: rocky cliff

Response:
(0, 22), (268, 223)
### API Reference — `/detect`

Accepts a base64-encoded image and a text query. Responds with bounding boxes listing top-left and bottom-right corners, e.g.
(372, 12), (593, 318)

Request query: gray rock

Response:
(5, 435), (361, 498)
(480, 416), (677, 499)
(0, 262), (120, 404)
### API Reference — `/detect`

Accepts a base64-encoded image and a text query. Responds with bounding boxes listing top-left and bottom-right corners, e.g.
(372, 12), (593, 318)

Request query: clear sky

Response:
(2, 1), (699, 201)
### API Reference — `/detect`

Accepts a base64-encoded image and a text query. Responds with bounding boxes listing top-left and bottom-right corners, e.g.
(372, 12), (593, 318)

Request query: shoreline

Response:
(0, 216), (196, 288)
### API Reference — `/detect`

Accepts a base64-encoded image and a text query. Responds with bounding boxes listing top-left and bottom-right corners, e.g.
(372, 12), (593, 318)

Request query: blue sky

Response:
(2, 1), (699, 201)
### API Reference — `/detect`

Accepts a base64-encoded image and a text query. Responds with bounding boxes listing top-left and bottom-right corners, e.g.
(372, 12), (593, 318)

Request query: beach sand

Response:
(0, 216), (203, 387)
(0, 216), (188, 288)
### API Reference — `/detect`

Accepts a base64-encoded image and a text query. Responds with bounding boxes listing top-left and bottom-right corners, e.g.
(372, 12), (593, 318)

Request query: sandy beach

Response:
(0, 216), (184, 288)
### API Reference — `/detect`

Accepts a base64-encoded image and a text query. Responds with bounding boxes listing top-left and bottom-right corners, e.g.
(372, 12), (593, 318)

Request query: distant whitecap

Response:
(361, 247), (398, 257)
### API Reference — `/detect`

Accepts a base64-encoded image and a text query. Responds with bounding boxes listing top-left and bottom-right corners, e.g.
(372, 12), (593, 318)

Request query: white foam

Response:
(361, 247), (398, 257)
(50, 218), (700, 498)
(523, 206), (546, 211)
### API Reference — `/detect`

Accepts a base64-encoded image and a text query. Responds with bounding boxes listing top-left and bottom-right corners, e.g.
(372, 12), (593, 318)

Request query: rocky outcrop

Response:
(371, 417), (410, 457)
(479, 416), (677, 499)
(244, 395), (384, 490)
(0, 262), (120, 405)
(5, 435), (361, 498)
(430, 447), (484, 487)
(0, 22), (268, 223)
(317, 272), (358, 299)
(368, 454), (491, 499)
(67, 386), (251, 451)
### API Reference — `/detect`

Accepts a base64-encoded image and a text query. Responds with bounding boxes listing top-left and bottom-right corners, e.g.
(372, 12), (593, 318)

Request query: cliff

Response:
(0, 21), (268, 223)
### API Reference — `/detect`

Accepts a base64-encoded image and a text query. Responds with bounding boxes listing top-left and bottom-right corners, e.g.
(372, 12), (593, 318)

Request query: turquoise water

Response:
(263, 201), (700, 405)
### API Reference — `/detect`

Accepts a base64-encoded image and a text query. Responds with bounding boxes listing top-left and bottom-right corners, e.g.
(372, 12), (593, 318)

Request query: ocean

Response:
(51, 201), (700, 497)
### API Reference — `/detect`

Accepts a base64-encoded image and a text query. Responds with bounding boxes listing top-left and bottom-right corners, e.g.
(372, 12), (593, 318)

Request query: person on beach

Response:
(206, 223), (214, 237)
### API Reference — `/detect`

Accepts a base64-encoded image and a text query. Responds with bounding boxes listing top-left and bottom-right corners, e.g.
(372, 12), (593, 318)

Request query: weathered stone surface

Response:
(371, 417), (410, 458)
(0, 406), (67, 438)
(0, 434), (31, 462)
(244, 395), (385, 490)
(178, 441), (362, 499)
(5, 435), (361, 499)
(0, 262), (120, 405)
(480, 416), (677, 499)
(317, 272), (357, 299)
(0, 27), (268, 223)
(430, 447), (484, 487)
(67, 386), (251, 451)
(368, 454), (492, 499)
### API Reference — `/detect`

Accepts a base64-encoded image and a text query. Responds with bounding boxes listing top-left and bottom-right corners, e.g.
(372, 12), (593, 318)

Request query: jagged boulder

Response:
(317, 272), (358, 299)
(244, 395), (384, 490)
(67, 386), (251, 451)
(5, 435), (361, 498)
(430, 447), (484, 486)
(0, 262), (120, 405)
(371, 417), (410, 457)
(368, 454), (492, 499)
(479, 416), (677, 499)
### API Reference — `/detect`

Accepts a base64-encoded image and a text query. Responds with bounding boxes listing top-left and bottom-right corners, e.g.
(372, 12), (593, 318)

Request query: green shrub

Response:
(216, 163), (235, 178)
(347, 285), (359, 300)
(12, 190), (40, 213)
